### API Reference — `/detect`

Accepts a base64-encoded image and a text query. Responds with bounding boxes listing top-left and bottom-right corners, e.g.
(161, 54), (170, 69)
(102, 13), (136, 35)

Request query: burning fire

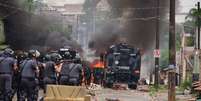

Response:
(91, 59), (105, 69)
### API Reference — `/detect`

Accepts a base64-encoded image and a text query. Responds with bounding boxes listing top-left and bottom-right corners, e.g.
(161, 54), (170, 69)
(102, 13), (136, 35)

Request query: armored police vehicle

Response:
(104, 43), (141, 89)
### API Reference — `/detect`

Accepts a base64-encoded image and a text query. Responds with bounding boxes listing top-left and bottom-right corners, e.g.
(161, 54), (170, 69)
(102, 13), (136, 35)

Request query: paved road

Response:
(93, 89), (192, 101)
(12, 87), (192, 101)
(94, 89), (151, 101)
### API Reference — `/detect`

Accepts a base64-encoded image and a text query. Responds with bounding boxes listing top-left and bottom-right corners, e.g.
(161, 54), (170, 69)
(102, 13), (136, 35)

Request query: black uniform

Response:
(59, 62), (82, 86)
(59, 62), (70, 85)
(83, 65), (91, 85)
(18, 59), (39, 101)
(43, 61), (56, 92)
(0, 55), (16, 101)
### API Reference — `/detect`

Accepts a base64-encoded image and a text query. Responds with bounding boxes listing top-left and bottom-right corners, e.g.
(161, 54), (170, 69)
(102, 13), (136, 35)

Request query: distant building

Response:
(41, 1), (86, 45)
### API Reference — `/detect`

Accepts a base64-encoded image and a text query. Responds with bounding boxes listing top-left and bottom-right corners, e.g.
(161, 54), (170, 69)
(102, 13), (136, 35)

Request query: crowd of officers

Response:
(0, 47), (92, 101)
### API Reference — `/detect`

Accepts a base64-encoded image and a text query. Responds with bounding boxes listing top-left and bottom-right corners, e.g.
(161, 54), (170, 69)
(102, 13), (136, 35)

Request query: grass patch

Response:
(177, 80), (192, 93)
(149, 85), (168, 97)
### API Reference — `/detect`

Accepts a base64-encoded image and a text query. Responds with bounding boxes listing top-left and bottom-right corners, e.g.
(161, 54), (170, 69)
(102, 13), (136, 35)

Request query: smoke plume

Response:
(89, 0), (179, 54)
(0, 0), (81, 52)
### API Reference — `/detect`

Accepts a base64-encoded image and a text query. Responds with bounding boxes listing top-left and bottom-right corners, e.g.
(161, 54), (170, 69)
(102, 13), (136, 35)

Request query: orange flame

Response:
(91, 59), (105, 69)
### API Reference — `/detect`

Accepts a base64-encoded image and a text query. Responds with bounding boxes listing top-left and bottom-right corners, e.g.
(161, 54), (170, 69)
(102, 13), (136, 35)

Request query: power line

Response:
(85, 6), (167, 11)
(95, 16), (160, 22)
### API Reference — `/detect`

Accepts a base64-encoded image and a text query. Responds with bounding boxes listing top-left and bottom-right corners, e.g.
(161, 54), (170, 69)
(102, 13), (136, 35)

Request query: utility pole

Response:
(168, 0), (176, 101)
(154, 0), (160, 88)
(193, 2), (200, 82)
(197, 2), (201, 81)
(198, 2), (200, 50)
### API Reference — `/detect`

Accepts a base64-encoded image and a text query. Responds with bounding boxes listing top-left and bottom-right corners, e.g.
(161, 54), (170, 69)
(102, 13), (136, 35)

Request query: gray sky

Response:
(176, 0), (199, 23)
(180, 0), (199, 12)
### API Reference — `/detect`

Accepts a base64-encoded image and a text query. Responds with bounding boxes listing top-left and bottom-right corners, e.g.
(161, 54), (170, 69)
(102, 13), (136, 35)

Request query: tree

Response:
(185, 7), (201, 27)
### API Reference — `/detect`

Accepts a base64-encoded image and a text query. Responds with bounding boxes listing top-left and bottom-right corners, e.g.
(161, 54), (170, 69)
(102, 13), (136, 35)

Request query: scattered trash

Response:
(87, 83), (102, 91)
(112, 84), (128, 90)
(105, 98), (121, 101)
(137, 85), (149, 92)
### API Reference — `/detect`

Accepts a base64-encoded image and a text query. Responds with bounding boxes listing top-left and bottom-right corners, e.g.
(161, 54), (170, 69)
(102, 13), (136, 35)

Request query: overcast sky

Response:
(176, 0), (199, 23)
(180, 0), (199, 12)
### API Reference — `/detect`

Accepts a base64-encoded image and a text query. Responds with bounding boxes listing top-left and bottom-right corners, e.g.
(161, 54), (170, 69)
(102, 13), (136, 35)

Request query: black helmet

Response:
(3, 48), (14, 56)
(58, 48), (72, 60)
(28, 50), (40, 58)
(50, 53), (62, 64)
(44, 54), (51, 61)
(18, 51), (28, 60)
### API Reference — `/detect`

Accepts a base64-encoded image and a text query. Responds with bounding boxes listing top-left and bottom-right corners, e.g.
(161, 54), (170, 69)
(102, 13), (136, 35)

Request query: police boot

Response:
(17, 90), (26, 101)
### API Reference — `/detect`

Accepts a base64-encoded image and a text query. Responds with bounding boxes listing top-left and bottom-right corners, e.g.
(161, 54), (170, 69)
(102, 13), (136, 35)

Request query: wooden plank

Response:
(45, 85), (54, 97)
(71, 87), (81, 97)
(44, 85), (90, 101)
(77, 87), (87, 97)
(52, 85), (61, 98)
(84, 95), (91, 101)
(66, 98), (85, 101)
(58, 86), (75, 98)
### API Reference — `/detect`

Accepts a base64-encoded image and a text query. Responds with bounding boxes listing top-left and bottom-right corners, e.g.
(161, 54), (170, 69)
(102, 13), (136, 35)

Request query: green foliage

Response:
(177, 80), (192, 93)
(149, 85), (168, 97)
(149, 85), (158, 97)
(160, 49), (169, 68)
(159, 31), (181, 69)
(183, 20), (196, 33)
(186, 7), (201, 27)
(185, 36), (194, 46)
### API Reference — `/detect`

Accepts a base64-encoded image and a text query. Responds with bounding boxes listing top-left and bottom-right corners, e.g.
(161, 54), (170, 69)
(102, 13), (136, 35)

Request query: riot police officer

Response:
(59, 58), (72, 85)
(69, 54), (83, 86)
(43, 53), (61, 93)
(18, 50), (40, 101)
(82, 61), (91, 86)
(13, 51), (28, 101)
(0, 48), (17, 101)
(59, 50), (83, 86)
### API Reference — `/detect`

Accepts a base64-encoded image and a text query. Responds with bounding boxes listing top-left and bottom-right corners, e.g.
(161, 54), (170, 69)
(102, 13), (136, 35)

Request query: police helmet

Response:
(28, 50), (40, 58)
(3, 48), (14, 56)
(50, 53), (62, 64)
(58, 48), (72, 60)
(18, 52), (28, 60)
(44, 54), (51, 61)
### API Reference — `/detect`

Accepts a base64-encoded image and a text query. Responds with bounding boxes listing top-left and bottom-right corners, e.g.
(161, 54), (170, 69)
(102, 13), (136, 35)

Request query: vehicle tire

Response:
(128, 84), (137, 89)
(104, 82), (113, 88)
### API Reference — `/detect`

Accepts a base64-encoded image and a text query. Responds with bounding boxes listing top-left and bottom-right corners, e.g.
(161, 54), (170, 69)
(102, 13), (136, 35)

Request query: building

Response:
(41, 0), (86, 46)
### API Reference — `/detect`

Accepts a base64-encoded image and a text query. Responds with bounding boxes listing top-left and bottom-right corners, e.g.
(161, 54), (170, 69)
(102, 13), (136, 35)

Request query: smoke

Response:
(0, 0), (81, 52)
(87, 0), (180, 78)
(89, 0), (180, 54)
